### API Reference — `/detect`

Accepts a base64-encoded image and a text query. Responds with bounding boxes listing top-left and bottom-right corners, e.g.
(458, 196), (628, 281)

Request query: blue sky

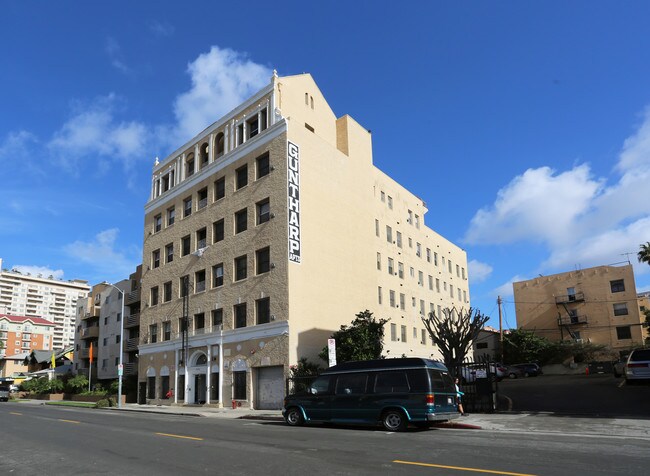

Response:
(2, 1), (650, 329)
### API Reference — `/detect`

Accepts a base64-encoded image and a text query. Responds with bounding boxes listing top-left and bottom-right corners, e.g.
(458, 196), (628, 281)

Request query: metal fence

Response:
(448, 359), (498, 414)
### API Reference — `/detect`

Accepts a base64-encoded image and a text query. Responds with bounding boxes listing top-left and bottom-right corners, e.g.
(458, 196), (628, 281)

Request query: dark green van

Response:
(282, 358), (458, 431)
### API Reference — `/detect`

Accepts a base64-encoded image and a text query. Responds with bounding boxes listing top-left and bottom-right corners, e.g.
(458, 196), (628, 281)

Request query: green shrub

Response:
(95, 397), (116, 408)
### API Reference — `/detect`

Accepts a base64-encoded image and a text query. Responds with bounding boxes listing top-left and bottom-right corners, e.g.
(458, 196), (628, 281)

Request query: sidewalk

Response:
(110, 403), (650, 440)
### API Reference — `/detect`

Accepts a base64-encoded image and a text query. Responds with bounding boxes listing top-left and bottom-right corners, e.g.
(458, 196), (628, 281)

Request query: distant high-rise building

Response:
(0, 258), (90, 348)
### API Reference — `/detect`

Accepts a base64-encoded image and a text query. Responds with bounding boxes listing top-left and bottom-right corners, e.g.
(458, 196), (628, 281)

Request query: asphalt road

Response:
(498, 374), (650, 417)
(1, 402), (647, 476)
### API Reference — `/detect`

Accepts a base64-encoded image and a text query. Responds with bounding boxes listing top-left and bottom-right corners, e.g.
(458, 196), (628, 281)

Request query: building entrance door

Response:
(195, 374), (206, 404)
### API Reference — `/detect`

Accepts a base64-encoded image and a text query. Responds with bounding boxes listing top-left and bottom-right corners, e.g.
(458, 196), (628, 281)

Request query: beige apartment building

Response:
(513, 264), (644, 357)
(139, 72), (469, 409)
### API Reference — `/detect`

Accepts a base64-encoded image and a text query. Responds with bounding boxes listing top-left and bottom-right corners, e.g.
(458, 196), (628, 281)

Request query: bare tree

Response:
(421, 307), (489, 371)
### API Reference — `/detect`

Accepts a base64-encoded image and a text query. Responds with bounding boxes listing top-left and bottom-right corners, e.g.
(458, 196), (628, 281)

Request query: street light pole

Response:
(102, 282), (125, 409)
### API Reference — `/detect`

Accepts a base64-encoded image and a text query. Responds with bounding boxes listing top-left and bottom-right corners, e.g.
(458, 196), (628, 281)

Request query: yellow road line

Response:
(59, 419), (81, 424)
(10, 412), (22, 415)
(155, 432), (203, 441)
(393, 460), (537, 476)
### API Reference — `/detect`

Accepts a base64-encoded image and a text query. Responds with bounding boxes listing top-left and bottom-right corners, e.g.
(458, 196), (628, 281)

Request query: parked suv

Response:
(283, 358), (459, 431)
(624, 349), (650, 383)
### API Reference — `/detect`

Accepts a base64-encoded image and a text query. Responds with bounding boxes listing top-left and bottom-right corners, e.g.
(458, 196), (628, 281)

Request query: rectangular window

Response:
(456, 264), (460, 277)
(150, 286), (159, 306)
(398, 262), (404, 279)
(163, 281), (172, 302)
(390, 323), (397, 341)
(236, 164), (248, 189)
(181, 235), (191, 256)
(197, 187), (208, 210)
(247, 115), (259, 138)
(150, 324), (158, 344)
(388, 258), (394, 275)
(183, 197), (192, 217)
(256, 247), (270, 274)
(378, 286), (382, 305)
(428, 275), (433, 290)
(195, 270), (206, 293)
(235, 208), (248, 234)
(234, 303), (247, 328)
(420, 299), (425, 315)
(167, 207), (175, 226)
(147, 376), (156, 398)
(386, 225), (392, 243)
(448, 260), (453, 273)
(180, 276), (189, 298)
(463, 290), (467, 302)
(462, 267), (466, 280)
(418, 271), (423, 286)
(152, 249), (160, 269)
(213, 219), (225, 243)
(377, 252), (381, 270)
(389, 290), (396, 307)
(613, 303), (628, 316)
(387, 196), (393, 209)
(257, 199), (270, 224)
(434, 253), (438, 266)
(256, 297), (270, 325)
(426, 248), (431, 262)
(194, 312), (205, 332)
(212, 308), (223, 327)
(235, 255), (247, 281)
(154, 214), (162, 233)
(165, 243), (174, 263)
(436, 278), (440, 293)
(381, 191), (385, 202)
(215, 177), (225, 200)
(375, 219), (380, 237)
(256, 152), (270, 178)
(196, 227), (207, 249)
(212, 263), (224, 287)
(400, 325), (407, 342)
(396, 231), (402, 248)
(415, 214), (420, 229)
(416, 243), (421, 257)
(399, 293), (405, 310)
(610, 279), (625, 293)
(616, 326), (632, 340)
(408, 210), (413, 224)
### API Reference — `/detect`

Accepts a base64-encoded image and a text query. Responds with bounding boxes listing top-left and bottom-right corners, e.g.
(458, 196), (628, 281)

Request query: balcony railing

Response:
(123, 363), (138, 376)
(555, 292), (585, 304)
(125, 289), (141, 305)
(81, 327), (100, 339)
(558, 315), (588, 326)
(124, 312), (140, 328)
(125, 337), (139, 352)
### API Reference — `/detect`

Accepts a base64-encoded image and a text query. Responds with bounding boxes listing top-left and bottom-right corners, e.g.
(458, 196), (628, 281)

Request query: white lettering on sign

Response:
(287, 142), (301, 263)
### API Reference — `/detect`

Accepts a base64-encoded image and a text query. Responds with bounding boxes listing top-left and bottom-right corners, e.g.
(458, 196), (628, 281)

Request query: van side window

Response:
(374, 371), (410, 393)
(428, 369), (454, 391)
(335, 373), (368, 395)
(310, 376), (331, 395)
(406, 369), (430, 392)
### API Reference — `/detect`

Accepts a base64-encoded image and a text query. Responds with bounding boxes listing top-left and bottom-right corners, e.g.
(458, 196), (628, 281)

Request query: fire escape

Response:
(555, 290), (588, 341)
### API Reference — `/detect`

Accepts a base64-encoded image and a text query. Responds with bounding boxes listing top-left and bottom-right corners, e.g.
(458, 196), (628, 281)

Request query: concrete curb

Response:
(433, 421), (482, 430)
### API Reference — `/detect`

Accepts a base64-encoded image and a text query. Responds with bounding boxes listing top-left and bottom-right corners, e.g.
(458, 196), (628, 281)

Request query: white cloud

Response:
(492, 275), (527, 299)
(468, 259), (493, 283)
(105, 37), (131, 74)
(0, 130), (43, 175)
(147, 20), (174, 38)
(172, 46), (271, 144)
(10, 265), (65, 280)
(48, 94), (149, 174)
(465, 165), (602, 247)
(63, 229), (138, 277)
(465, 107), (650, 278)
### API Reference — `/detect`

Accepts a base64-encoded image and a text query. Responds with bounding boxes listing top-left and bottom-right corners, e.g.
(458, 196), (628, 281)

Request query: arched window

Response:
(215, 132), (225, 158)
(186, 153), (195, 177)
(200, 142), (209, 168)
(196, 354), (208, 365)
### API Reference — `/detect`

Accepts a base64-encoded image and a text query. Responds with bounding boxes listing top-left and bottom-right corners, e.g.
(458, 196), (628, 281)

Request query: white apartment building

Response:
(138, 72), (469, 409)
(0, 258), (90, 348)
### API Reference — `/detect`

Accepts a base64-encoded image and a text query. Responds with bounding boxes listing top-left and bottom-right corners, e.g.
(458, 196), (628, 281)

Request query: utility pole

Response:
(498, 296), (504, 363)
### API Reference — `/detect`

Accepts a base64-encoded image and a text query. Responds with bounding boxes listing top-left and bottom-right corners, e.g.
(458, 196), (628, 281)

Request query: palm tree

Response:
(638, 242), (650, 266)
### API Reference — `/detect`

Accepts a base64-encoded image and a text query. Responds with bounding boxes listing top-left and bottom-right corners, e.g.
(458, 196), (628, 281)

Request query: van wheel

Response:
(382, 410), (407, 432)
(285, 407), (305, 426)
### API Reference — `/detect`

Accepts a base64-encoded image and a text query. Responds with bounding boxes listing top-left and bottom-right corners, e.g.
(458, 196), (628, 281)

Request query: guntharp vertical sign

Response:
(287, 141), (301, 263)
